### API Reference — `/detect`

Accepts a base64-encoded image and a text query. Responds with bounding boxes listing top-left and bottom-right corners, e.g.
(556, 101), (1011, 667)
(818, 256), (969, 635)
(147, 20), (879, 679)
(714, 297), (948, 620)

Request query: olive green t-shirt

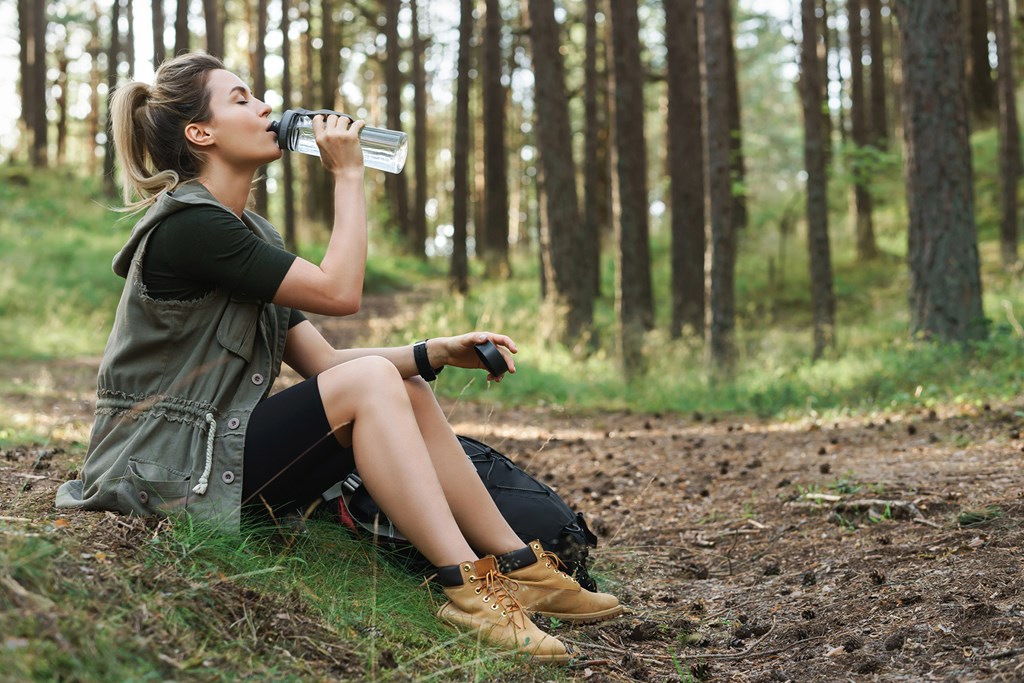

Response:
(142, 204), (307, 328)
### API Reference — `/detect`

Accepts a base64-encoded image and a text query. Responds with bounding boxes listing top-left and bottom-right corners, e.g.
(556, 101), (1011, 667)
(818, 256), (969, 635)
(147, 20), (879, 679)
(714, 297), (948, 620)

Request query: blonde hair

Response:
(110, 52), (225, 210)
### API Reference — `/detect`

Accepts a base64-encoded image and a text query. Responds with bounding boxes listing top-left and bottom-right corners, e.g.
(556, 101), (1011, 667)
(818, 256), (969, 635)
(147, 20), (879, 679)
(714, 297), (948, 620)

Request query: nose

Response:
(258, 100), (272, 117)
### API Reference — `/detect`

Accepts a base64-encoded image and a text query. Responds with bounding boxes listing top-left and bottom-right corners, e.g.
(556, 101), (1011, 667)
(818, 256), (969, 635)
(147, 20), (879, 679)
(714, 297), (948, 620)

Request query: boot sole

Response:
(534, 604), (625, 623)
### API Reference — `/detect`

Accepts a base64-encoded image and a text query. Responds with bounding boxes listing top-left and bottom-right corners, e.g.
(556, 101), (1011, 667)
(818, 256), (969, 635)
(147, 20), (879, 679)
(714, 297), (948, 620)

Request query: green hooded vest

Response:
(55, 182), (292, 532)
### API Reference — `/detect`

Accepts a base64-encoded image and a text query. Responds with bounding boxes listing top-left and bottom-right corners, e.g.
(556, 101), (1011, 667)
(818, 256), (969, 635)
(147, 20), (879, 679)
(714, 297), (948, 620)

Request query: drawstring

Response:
(192, 412), (216, 495)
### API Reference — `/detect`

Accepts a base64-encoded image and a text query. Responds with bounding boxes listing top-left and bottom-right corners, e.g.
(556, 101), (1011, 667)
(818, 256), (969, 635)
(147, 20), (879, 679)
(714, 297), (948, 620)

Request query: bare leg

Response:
(317, 356), (476, 567)
(403, 377), (526, 556)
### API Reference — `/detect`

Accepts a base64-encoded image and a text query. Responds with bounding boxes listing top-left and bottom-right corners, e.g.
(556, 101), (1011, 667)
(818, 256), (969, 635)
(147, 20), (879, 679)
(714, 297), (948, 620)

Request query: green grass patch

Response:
(0, 514), (572, 680)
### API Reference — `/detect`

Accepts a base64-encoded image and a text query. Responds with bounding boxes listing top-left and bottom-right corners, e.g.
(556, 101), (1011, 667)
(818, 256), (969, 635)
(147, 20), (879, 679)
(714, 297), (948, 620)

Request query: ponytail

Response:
(109, 52), (225, 211)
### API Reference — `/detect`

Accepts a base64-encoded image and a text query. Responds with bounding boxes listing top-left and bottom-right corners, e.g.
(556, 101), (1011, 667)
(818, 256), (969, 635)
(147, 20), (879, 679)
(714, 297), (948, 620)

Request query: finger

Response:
(349, 119), (366, 134)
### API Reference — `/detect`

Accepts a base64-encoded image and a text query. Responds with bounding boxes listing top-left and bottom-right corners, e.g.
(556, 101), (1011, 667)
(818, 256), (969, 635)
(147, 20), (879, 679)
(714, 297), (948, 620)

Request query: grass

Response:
(0, 512), (571, 681)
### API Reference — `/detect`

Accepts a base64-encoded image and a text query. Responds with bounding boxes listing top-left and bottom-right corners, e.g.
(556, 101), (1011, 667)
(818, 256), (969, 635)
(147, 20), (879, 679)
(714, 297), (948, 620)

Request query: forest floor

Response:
(2, 293), (1023, 682)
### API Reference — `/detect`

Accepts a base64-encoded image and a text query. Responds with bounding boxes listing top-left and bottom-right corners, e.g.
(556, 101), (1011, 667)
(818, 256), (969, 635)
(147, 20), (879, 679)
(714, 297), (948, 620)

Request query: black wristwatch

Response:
(413, 339), (444, 381)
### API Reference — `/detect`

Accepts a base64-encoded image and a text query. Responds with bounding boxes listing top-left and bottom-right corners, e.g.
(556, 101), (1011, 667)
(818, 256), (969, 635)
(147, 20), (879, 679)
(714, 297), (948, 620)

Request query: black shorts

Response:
(242, 374), (355, 517)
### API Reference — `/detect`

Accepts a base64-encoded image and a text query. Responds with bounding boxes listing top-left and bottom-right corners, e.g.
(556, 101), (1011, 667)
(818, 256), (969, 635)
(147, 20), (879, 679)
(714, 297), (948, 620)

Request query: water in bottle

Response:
(269, 108), (409, 174)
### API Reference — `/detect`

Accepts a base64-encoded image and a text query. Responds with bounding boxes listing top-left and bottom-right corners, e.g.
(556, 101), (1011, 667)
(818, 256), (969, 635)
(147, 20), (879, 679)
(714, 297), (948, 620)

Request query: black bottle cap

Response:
(474, 340), (509, 378)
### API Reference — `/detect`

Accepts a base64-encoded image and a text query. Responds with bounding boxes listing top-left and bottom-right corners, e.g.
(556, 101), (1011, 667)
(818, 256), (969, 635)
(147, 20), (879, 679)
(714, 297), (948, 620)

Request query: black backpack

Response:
(322, 435), (600, 591)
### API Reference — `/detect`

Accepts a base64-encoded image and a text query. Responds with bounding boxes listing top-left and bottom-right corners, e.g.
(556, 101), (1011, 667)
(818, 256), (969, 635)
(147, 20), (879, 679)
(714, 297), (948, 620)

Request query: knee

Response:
(321, 355), (405, 398)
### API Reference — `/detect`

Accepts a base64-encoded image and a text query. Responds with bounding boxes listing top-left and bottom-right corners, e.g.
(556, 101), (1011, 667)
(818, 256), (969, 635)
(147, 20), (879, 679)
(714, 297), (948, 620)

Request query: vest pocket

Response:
(123, 458), (192, 516)
(216, 298), (262, 362)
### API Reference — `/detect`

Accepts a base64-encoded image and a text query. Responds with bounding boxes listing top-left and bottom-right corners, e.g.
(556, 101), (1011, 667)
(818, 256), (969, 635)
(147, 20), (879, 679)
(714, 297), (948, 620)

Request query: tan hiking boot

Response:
(498, 541), (624, 623)
(435, 556), (571, 662)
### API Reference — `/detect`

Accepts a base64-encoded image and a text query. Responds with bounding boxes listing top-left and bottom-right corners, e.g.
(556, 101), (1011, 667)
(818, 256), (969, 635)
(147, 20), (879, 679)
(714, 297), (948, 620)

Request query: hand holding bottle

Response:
(311, 114), (366, 178)
(269, 108), (409, 174)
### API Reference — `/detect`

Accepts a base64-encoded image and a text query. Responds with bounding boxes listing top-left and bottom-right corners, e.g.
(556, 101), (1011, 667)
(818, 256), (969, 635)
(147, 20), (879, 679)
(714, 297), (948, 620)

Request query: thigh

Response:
(242, 374), (355, 516)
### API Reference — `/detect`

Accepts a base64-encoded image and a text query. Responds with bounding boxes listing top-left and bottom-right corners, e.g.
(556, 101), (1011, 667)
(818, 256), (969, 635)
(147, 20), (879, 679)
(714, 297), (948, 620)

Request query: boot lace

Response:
(475, 566), (528, 627)
(538, 550), (578, 584)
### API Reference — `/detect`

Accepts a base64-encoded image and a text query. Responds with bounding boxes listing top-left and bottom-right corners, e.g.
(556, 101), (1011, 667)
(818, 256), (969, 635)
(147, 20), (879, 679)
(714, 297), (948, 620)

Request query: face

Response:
(186, 69), (282, 169)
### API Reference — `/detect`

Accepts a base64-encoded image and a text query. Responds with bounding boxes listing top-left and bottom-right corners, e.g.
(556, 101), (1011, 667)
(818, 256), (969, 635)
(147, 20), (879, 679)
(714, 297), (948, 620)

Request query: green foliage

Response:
(0, 515), (571, 680)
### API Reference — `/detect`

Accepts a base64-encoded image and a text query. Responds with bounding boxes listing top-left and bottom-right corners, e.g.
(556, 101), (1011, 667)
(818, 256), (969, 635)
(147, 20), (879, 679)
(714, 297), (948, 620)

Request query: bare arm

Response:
(272, 115), (368, 316)
(283, 320), (518, 381)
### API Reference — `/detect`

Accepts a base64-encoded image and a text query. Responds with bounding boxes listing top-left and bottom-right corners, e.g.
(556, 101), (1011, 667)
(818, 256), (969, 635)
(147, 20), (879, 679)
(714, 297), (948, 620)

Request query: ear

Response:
(185, 122), (215, 148)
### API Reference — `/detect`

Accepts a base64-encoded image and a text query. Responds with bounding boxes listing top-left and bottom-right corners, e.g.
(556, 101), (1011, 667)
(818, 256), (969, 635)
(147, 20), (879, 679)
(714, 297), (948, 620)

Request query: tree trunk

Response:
(152, 0), (166, 68)
(88, 3), (102, 175)
(894, 0), (984, 342)
(253, 0), (269, 216)
(966, 0), (997, 123)
(126, 0), (136, 75)
(203, 0), (222, 58)
(451, 0), (472, 293)
(801, 0), (837, 360)
(829, 0), (847, 144)
(281, 0), (297, 253)
(848, 0), (878, 260)
(175, 0), (189, 55)
(701, 0), (738, 372)
(529, 0), (593, 345)
(666, 0), (706, 338)
(482, 0), (510, 277)
(411, 0), (428, 259)
(17, 0), (33, 166)
(104, 0), (122, 196)
(995, 0), (1020, 267)
(581, 0), (602, 299)
(56, 46), (69, 166)
(722, 0), (746, 233)
(610, 0), (653, 374)
(316, 0), (339, 229)
(818, 0), (833, 169)
(29, 0), (48, 168)
(867, 0), (887, 147)
(384, 0), (410, 241)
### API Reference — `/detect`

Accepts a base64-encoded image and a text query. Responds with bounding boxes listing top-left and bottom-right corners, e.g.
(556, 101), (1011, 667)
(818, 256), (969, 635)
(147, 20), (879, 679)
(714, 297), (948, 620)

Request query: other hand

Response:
(432, 332), (517, 381)
(312, 114), (365, 178)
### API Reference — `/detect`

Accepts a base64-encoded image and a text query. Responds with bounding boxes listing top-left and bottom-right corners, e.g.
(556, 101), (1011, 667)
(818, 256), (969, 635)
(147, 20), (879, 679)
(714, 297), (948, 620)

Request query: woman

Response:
(55, 53), (621, 661)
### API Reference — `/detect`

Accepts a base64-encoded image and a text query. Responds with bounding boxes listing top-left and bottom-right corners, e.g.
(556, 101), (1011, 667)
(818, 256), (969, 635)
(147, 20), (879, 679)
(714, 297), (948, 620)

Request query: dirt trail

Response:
(2, 293), (1023, 681)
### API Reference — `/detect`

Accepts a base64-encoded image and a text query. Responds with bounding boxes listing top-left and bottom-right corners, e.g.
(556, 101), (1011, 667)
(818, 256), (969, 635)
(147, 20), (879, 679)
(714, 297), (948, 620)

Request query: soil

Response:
(2, 293), (1023, 682)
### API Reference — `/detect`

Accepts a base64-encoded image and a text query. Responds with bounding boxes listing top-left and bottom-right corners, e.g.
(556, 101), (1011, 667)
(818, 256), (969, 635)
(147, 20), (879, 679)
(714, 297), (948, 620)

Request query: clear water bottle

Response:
(269, 108), (409, 174)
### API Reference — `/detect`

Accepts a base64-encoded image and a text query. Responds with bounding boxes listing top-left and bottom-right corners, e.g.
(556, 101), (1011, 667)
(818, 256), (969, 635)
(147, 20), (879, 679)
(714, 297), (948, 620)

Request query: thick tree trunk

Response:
(126, 0), (136, 75)
(895, 0), (984, 342)
(701, 0), (737, 372)
(203, 0), (223, 58)
(801, 0), (837, 360)
(152, 0), (166, 68)
(609, 0), (653, 374)
(666, 0), (706, 338)
(411, 0), (428, 259)
(175, 0), (189, 56)
(867, 0), (887, 147)
(995, 0), (1020, 267)
(818, 0), (833, 169)
(281, 0), (297, 253)
(722, 0), (746, 233)
(451, 0), (472, 293)
(29, 0), (48, 168)
(848, 0), (878, 260)
(317, 0), (339, 229)
(966, 0), (997, 123)
(529, 0), (593, 345)
(482, 0), (510, 277)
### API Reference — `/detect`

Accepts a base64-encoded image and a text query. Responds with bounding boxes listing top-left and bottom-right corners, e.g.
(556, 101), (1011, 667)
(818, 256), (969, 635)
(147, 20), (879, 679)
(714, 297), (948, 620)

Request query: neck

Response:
(196, 161), (256, 216)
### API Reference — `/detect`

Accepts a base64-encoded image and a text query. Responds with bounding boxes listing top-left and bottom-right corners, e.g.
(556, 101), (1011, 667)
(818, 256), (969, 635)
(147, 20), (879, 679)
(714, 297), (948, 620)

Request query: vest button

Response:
(227, 417), (241, 430)
(251, 373), (265, 386)
(221, 470), (236, 484)
(138, 490), (149, 505)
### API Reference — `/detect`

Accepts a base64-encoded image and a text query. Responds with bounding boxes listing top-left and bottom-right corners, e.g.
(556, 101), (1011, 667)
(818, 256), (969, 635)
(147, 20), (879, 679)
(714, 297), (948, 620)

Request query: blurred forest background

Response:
(3, 0), (1024, 415)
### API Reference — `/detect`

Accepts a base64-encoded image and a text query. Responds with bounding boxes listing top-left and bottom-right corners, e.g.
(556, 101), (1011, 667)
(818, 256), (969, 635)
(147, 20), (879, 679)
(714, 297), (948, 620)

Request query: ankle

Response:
(494, 545), (538, 574)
